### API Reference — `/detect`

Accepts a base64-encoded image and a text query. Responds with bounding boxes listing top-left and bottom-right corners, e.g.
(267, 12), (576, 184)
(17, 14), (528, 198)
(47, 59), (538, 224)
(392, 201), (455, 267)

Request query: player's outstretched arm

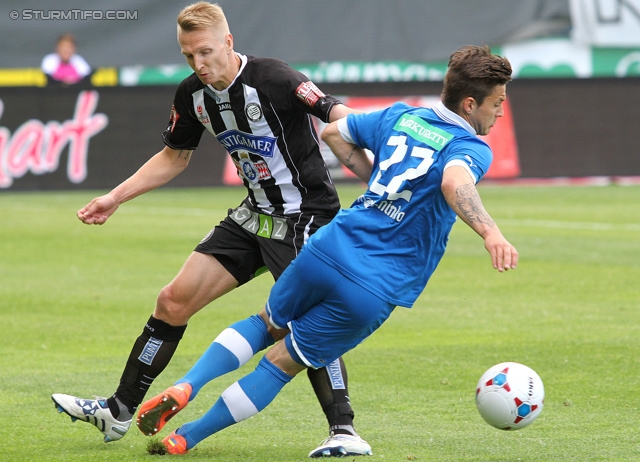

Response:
(77, 146), (192, 225)
(321, 119), (372, 183)
(441, 165), (518, 272)
(327, 103), (361, 122)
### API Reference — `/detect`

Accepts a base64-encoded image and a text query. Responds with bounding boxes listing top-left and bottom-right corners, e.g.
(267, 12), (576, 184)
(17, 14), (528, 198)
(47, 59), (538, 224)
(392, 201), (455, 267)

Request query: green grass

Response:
(1, 183), (639, 461)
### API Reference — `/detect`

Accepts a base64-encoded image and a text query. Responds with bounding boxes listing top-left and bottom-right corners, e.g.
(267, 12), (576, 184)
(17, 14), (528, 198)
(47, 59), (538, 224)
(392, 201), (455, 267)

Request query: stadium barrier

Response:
(0, 78), (638, 191)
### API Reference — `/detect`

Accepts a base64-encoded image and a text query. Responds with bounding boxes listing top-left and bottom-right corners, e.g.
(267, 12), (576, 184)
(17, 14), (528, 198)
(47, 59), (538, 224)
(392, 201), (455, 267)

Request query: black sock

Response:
(106, 395), (133, 422)
(307, 357), (357, 436)
(108, 316), (187, 415)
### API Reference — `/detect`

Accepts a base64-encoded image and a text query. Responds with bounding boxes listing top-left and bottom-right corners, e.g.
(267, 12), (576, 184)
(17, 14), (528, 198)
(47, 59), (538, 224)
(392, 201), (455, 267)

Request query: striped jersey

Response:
(162, 53), (342, 217)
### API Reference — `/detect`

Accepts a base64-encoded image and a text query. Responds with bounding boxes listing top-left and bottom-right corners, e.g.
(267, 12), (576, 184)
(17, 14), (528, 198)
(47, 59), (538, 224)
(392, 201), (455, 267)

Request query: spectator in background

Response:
(41, 33), (91, 85)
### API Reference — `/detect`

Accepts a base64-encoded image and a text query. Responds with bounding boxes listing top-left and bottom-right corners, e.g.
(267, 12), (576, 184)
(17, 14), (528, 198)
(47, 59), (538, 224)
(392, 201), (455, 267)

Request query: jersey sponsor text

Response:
(394, 114), (453, 150)
(229, 203), (288, 240)
(218, 129), (277, 158)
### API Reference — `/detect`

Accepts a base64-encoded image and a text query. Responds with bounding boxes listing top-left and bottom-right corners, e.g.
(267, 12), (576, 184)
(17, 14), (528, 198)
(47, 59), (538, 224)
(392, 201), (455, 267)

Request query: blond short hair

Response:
(177, 2), (230, 34)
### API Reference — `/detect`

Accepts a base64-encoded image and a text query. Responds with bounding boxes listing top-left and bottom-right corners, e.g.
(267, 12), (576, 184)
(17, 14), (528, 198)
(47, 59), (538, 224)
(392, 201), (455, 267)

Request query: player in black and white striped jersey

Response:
(52, 1), (373, 458)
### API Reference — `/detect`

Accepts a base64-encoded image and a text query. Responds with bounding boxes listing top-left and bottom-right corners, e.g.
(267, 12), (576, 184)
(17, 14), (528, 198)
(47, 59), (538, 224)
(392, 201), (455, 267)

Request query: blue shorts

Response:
(265, 247), (395, 369)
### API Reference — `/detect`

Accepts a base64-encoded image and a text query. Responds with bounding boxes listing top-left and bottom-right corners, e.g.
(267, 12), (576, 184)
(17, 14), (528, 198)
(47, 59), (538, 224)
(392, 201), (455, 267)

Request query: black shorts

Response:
(195, 202), (335, 285)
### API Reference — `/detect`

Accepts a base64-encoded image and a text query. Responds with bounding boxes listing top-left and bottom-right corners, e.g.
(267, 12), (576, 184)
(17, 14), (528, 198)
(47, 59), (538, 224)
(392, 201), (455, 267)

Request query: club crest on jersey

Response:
(295, 81), (325, 107)
(234, 152), (272, 184)
(245, 102), (263, 122)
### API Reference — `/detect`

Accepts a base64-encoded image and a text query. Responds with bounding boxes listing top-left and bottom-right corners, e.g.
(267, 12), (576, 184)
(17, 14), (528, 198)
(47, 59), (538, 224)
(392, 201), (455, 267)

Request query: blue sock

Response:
(176, 315), (274, 400)
(178, 356), (293, 449)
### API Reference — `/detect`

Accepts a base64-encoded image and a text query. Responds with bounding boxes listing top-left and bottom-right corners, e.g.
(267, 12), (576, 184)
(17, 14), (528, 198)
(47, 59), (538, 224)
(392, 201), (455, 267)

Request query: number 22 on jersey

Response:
(369, 135), (435, 202)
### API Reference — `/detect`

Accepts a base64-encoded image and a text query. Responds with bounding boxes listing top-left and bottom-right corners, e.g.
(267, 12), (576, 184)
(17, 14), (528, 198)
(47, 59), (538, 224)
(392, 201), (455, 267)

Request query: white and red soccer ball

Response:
(475, 362), (544, 430)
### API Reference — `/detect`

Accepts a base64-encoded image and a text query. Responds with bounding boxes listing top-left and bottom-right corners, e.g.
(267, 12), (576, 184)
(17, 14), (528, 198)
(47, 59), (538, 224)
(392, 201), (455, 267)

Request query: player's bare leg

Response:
(53, 252), (237, 442)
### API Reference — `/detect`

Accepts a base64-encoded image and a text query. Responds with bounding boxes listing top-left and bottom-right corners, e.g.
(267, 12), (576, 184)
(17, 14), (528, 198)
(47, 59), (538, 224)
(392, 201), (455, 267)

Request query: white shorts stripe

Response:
(221, 381), (259, 422)
(214, 328), (254, 365)
(265, 301), (285, 330)
(303, 214), (313, 245)
(287, 321), (315, 368)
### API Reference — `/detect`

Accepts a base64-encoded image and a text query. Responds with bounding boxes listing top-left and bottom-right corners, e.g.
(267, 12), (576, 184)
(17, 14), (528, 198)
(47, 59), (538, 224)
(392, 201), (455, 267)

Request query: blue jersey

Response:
(306, 102), (493, 307)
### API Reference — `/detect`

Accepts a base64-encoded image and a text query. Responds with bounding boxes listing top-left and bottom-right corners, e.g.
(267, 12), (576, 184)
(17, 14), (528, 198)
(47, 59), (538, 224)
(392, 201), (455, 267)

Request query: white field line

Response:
(122, 209), (640, 232)
(497, 219), (640, 232)
(118, 206), (225, 217)
(4, 203), (640, 231)
(1, 203), (226, 218)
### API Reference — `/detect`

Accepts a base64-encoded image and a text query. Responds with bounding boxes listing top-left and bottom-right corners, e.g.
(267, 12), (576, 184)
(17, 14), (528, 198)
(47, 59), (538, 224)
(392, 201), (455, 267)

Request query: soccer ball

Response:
(475, 362), (544, 430)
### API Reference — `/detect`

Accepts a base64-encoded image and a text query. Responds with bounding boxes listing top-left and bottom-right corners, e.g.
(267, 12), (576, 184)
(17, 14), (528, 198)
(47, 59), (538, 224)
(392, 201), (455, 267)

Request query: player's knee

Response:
(155, 284), (190, 325)
(266, 323), (289, 341)
(257, 308), (289, 340)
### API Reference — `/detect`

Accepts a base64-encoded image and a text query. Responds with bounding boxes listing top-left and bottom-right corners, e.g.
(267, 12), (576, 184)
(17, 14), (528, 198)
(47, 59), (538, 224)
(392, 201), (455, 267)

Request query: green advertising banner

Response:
(115, 39), (640, 85)
(1, 39), (639, 87)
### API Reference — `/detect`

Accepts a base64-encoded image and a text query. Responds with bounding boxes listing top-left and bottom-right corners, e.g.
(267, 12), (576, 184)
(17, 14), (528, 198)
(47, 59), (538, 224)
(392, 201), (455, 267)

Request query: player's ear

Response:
(461, 97), (475, 115)
(226, 33), (234, 52)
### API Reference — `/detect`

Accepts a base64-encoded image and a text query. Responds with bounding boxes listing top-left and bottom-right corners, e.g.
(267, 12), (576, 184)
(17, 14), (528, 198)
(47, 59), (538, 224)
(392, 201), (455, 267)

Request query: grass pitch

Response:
(1, 183), (639, 461)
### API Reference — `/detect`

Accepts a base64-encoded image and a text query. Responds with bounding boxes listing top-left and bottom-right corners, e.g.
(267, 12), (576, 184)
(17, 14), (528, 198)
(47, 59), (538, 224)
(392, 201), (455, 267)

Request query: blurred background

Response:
(2, 0), (575, 68)
(1, 0), (639, 190)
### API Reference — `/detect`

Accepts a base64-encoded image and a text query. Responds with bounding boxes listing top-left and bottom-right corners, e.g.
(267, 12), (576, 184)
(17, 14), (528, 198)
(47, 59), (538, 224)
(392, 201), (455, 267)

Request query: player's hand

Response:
(483, 229), (518, 272)
(77, 194), (120, 225)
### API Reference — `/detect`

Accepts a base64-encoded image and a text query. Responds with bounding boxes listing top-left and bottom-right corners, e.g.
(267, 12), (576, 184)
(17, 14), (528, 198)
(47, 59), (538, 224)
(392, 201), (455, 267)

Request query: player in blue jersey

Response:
(140, 44), (518, 456)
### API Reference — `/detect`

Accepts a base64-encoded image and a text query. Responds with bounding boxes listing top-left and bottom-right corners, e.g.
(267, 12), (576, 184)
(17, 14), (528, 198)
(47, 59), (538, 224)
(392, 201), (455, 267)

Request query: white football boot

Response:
(52, 393), (131, 442)
(308, 432), (372, 458)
